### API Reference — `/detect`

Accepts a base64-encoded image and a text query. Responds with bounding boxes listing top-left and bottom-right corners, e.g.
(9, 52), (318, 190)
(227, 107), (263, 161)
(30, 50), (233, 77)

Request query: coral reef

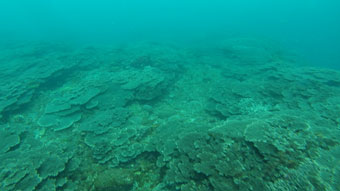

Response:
(0, 40), (339, 190)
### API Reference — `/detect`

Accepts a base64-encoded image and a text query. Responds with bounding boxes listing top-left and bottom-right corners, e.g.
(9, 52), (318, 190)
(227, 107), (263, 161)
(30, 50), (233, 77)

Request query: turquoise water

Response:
(0, 1), (340, 191)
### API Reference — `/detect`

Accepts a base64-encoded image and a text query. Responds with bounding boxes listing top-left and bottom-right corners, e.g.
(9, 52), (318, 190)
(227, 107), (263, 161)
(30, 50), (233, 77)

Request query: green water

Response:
(0, 1), (340, 191)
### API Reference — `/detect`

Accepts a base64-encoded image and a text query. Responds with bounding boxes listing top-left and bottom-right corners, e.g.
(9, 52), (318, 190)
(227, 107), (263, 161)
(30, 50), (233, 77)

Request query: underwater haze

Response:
(1, 0), (340, 68)
(1, 1), (340, 191)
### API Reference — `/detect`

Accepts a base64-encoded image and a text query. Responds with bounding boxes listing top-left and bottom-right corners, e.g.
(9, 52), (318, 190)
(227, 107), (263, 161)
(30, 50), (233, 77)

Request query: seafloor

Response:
(0, 38), (339, 191)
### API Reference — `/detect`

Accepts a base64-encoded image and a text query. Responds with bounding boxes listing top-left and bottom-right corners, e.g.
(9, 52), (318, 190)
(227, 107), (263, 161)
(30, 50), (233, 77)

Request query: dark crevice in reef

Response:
(7, 141), (21, 153)
(38, 68), (78, 91)
(324, 80), (340, 87)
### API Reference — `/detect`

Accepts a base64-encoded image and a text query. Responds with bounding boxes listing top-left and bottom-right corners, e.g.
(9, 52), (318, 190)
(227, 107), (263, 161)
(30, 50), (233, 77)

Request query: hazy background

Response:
(0, 0), (339, 68)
